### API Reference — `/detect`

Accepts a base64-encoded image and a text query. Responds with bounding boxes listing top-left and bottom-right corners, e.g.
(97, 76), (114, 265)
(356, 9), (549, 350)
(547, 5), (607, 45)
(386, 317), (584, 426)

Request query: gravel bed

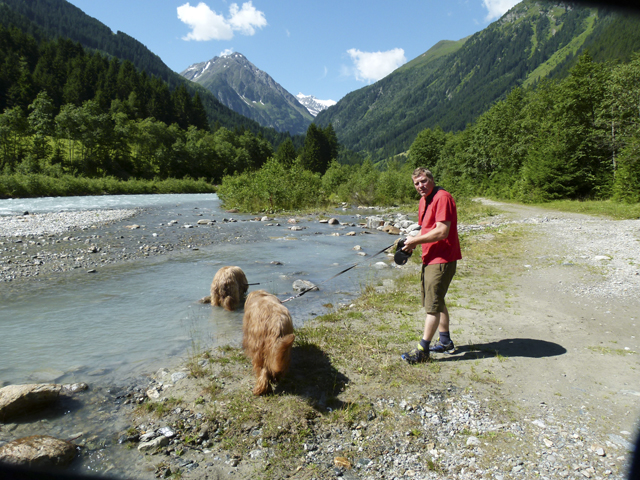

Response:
(112, 370), (634, 480)
(539, 216), (640, 299)
(0, 209), (139, 237)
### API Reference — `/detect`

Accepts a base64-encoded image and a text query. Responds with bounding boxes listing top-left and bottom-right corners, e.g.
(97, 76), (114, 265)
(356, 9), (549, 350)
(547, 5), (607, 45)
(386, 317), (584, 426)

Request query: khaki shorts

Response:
(421, 261), (457, 313)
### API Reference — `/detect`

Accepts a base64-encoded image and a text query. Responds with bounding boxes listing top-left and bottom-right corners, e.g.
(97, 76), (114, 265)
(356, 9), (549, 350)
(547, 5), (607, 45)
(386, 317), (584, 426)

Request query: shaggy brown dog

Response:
(208, 266), (249, 311)
(242, 290), (295, 395)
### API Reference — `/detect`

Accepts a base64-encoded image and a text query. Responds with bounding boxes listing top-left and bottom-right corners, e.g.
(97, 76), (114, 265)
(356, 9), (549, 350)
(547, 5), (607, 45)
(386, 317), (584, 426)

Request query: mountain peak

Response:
(180, 53), (313, 135)
(296, 93), (336, 117)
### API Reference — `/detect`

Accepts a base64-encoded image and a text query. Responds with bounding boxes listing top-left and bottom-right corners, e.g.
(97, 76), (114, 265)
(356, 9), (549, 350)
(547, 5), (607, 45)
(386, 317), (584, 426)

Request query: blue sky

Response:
(66, 0), (522, 102)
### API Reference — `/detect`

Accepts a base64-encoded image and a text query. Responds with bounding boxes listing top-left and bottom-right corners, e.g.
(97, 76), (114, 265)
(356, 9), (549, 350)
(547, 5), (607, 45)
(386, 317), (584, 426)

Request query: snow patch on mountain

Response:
(296, 93), (336, 117)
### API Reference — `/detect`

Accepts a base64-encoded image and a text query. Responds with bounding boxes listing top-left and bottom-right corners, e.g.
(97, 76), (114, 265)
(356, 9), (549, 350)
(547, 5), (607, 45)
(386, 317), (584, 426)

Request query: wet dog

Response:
(242, 290), (295, 395)
(205, 266), (249, 311)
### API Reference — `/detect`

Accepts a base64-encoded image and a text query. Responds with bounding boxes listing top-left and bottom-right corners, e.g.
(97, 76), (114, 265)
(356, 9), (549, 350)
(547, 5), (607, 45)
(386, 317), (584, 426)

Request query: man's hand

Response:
(403, 221), (451, 251)
(402, 236), (417, 252)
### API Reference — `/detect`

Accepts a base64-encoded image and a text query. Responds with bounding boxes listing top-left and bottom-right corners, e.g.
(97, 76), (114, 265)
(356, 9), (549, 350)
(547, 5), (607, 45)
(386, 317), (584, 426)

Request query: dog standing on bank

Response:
(208, 266), (249, 311)
(242, 290), (295, 395)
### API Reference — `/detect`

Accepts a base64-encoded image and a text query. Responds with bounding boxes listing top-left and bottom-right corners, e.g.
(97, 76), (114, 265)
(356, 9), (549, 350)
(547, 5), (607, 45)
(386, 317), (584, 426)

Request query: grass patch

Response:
(587, 346), (635, 355)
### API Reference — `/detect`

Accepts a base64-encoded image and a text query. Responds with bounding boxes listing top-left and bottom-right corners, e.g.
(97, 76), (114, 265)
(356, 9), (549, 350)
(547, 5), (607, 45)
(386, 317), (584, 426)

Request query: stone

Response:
(383, 225), (401, 235)
(292, 280), (319, 292)
(466, 436), (481, 446)
(366, 216), (384, 229)
(328, 218), (340, 225)
(138, 435), (170, 452)
(0, 435), (76, 468)
(0, 384), (61, 422)
(146, 388), (160, 399)
(171, 372), (188, 383)
(334, 456), (351, 469)
(139, 431), (158, 442)
(197, 219), (212, 225)
(345, 231), (356, 236)
(61, 383), (88, 394)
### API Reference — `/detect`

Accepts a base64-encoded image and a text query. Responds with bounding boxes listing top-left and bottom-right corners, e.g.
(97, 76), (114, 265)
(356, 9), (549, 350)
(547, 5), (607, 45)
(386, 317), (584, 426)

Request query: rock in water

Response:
(0, 384), (61, 422)
(0, 435), (76, 467)
(292, 280), (319, 292)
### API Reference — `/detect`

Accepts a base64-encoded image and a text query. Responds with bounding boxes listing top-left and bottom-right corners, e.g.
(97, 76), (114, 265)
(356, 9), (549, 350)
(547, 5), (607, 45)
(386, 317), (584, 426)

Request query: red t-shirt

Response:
(418, 189), (462, 265)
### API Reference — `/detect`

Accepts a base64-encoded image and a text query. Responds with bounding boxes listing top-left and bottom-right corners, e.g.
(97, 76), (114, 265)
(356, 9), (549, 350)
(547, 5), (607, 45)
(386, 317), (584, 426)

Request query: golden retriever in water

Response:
(242, 290), (295, 395)
(208, 266), (248, 311)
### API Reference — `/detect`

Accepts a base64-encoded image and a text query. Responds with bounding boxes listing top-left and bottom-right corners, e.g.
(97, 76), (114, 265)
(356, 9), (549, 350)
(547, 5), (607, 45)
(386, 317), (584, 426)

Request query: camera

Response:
(394, 238), (412, 265)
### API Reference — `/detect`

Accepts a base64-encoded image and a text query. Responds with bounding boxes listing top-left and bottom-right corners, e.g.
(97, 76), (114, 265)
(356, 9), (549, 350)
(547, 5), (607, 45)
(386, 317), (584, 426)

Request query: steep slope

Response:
(0, 0), (287, 142)
(315, 0), (640, 160)
(181, 53), (313, 135)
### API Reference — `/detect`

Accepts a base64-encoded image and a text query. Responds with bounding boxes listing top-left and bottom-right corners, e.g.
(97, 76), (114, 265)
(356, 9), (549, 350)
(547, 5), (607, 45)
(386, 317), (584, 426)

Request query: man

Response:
(400, 167), (461, 364)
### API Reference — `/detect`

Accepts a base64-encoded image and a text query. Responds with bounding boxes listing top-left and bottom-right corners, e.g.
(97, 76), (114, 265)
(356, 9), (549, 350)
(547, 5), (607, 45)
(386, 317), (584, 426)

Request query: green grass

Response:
(587, 345), (636, 355)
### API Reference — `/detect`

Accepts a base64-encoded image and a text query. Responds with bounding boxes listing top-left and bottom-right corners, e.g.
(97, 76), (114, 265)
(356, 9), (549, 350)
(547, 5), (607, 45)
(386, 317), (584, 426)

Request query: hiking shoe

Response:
(401, 346), (429, 364)
(429, 340), (455, 354)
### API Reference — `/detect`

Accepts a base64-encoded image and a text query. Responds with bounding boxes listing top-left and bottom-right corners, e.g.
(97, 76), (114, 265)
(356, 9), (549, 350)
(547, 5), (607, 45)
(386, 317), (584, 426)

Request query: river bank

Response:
(1, 200), (639, 479)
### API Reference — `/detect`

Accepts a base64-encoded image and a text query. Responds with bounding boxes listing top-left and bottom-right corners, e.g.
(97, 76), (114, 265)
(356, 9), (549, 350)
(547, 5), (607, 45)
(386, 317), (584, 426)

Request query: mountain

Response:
(315, 0), (640, 161)
(180, 53), (314, 135)
(0, 0), (292, 146)
(295, 94), (337, 117)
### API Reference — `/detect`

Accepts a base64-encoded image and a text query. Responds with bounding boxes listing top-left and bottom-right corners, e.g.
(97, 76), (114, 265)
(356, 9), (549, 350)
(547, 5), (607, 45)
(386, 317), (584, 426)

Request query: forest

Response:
(1, 16), (639, 208)
(0, 24), (306, 191)
(218, 52), (640, 210)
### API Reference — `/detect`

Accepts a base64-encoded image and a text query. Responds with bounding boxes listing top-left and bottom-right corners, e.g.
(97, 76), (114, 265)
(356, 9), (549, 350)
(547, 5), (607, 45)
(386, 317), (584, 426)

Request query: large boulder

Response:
(0, 435), (76, 468)
(0, 384), (61, 422)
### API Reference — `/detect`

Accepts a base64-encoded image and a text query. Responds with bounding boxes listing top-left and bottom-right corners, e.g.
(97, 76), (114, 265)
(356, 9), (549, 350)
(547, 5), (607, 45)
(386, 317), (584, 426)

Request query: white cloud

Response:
(346, 48), (406, 83)
(220, 48), (234, 57)
(177, 1), (267, 41)
(482, 0), (521, 21)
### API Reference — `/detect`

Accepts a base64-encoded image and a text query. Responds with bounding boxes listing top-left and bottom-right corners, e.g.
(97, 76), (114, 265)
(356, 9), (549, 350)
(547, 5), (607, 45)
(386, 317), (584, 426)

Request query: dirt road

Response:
(453, 200), (640, 439)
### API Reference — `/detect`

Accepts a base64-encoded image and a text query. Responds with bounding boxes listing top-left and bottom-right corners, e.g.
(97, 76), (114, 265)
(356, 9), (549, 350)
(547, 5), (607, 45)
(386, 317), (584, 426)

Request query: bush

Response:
(217, 158), (323, 212)
(0, 173), (216, 198)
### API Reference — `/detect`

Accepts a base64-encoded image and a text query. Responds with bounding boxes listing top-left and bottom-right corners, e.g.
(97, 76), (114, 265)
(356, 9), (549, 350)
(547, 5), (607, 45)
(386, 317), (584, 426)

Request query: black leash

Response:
(280, 240), (398, 303)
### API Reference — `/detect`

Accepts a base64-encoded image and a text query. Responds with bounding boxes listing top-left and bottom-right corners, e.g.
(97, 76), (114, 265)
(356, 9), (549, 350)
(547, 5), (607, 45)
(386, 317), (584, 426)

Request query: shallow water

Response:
(0, 194), (397, 386)
(0, 194), (401, 477)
